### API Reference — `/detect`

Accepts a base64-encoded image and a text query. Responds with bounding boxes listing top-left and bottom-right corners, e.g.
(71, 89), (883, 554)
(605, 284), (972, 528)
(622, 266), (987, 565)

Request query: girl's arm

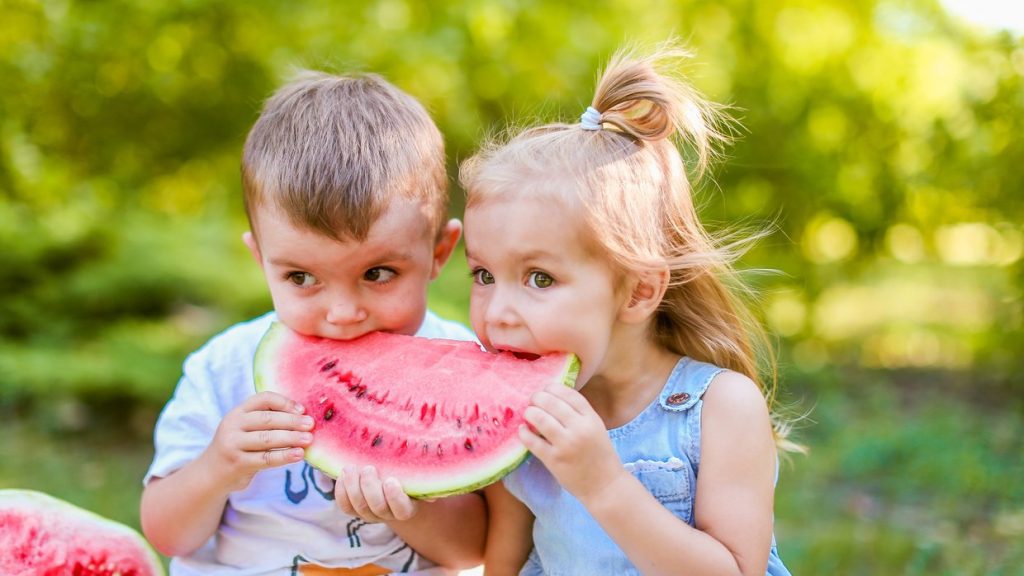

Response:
(524, 374), (777, 576)
(481, 482), (534, 575)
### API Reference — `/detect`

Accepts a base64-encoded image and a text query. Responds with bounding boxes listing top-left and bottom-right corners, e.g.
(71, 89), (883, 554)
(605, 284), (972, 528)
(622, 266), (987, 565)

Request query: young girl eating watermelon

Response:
(460, 43), (801, 575)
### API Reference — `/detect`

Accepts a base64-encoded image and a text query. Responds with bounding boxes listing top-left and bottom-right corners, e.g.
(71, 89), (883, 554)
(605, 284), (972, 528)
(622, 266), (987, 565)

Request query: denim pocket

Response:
(624, 457), (694, 525)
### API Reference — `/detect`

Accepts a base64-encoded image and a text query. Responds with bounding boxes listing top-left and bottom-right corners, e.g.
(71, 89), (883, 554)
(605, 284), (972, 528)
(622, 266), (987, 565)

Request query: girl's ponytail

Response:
(587, 45), (730, 177)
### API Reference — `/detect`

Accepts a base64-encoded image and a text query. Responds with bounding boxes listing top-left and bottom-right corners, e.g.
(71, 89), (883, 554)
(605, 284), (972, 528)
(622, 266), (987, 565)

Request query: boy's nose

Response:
(326, 299), (368, 325)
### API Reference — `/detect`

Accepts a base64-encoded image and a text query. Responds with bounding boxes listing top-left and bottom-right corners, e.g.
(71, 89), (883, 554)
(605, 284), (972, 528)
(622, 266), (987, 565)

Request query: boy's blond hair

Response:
(242, 70), (447, 240)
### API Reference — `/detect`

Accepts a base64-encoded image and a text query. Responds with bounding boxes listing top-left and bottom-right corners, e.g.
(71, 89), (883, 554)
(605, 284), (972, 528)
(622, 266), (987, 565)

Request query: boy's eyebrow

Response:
(267, 249), (416, 269)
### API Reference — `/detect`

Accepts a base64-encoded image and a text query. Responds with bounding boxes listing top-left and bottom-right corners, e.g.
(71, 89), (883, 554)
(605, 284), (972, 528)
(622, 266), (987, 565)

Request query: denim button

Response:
(666, 392), (690, 405)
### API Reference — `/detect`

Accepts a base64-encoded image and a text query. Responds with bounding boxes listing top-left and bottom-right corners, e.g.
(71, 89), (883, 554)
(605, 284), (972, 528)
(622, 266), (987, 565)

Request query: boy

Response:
(140, 71), (486, 575)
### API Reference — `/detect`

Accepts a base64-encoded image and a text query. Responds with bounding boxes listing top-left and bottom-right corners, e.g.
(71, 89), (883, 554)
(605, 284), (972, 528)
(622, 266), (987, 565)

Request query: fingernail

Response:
(300, 433), (313, 443)
(302, 417), (314, 429)
(293, 403), (305, 414)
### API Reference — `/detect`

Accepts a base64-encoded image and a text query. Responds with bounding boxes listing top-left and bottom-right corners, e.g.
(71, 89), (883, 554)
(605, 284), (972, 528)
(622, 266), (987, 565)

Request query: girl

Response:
(460, 44), (799, 576)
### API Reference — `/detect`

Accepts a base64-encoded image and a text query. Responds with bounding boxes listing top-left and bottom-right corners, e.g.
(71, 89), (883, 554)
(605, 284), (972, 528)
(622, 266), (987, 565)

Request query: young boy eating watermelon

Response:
(140, 71), (485, 575)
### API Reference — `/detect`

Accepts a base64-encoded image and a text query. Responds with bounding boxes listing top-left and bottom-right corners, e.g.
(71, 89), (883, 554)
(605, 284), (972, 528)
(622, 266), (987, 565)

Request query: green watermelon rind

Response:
(253, 323), (581, 499)
(0, 489), (165, 575)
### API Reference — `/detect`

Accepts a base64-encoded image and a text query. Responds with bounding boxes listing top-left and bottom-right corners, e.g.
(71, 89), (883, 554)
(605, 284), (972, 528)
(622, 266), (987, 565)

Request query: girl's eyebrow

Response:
(464, 248), (557, 264)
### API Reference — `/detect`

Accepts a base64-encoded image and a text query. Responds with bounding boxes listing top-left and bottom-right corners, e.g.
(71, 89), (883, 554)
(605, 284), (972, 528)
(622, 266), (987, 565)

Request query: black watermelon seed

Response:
(320, 360), (337, 372)
(324, 407), (335, 421)
(464, 439), (474, 451)
(372, 434), (383, 447)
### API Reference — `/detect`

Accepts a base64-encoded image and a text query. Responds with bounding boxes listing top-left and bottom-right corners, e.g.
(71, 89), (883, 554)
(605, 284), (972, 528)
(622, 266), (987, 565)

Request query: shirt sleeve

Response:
(144, 346), (226, 484)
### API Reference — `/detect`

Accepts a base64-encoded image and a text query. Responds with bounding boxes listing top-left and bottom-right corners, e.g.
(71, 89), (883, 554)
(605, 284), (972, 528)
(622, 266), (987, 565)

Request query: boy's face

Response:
(464, 196), (629, 387)
(245, 199), (460, 340)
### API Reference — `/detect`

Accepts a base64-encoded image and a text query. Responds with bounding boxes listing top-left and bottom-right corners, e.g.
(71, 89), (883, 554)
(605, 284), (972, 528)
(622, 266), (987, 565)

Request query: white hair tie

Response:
(580, 106), (603, 131)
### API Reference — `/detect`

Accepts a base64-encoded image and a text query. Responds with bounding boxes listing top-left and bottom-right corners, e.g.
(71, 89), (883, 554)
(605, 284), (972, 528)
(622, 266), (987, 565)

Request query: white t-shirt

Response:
(145, 311), (476, 575)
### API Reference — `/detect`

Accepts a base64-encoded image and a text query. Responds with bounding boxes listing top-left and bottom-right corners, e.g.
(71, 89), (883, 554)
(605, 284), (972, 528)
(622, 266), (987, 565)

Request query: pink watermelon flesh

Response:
(254, 322), (579, 498)
(0, 489), (165, 576)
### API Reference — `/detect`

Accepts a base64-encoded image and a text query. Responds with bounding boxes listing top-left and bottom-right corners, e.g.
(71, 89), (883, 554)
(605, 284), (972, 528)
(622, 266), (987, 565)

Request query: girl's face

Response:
(464, 195), (628, 386)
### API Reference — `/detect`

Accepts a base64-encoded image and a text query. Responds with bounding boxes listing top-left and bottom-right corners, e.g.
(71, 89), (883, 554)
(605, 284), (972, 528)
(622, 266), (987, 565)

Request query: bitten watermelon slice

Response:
(0, 489), (165, 575)
(254, 322), (579, 498)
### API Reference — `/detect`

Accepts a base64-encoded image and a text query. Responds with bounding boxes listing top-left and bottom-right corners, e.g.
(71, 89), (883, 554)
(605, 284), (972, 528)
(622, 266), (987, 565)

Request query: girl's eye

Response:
(287, 272), (317, 287)
(472, 268), (495, 285)
(528, 271), (554, 289)
(364, 268), (397, 283)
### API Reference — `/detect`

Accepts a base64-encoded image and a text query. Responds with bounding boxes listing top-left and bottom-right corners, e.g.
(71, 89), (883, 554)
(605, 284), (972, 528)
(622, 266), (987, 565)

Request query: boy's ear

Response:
(242, 231), (264, 268)
(430, 219), (463, 280)
(619, 267), (670, 324)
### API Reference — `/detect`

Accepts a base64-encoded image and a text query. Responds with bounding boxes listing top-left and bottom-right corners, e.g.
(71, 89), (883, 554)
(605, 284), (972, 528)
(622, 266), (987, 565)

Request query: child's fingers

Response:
(240, 429), (313, 452)
(522, 405), (566, 444)
(333, 474), (357, 516)
(249, 447), (304, 470)
(382, 477), (417, 521)
(543, 383), (592, 415)
(242, 391), (305, 415)
(518, 424), (551, 460)
(358, 467), (392, 519)
(341, 466), (384, 523)
(241, 410), (315, 432)
(530, 389), (580, 427)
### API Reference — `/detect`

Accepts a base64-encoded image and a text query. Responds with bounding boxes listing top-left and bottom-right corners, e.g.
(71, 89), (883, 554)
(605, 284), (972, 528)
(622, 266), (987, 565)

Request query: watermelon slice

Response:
(0, 489), (165, 575)
(254, 322), (579, 498)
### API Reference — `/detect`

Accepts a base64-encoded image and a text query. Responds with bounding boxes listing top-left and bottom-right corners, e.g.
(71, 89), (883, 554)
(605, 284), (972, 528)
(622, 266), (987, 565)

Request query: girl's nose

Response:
(484, 290), (519, 327)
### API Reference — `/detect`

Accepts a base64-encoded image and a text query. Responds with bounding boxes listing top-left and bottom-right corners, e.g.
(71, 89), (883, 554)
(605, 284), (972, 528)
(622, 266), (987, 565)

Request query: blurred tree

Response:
(0, 0), (1020, 408)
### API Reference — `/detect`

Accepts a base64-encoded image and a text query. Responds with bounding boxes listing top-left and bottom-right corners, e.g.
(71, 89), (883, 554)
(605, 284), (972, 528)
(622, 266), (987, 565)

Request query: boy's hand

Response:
(204, 391), (314, 492)
(334, 465), (420, 523)
(519, 383), (629, 505)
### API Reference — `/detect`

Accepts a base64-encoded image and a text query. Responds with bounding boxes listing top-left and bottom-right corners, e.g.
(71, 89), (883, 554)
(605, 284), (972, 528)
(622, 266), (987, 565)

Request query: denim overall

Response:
(504, 357), (792, 575)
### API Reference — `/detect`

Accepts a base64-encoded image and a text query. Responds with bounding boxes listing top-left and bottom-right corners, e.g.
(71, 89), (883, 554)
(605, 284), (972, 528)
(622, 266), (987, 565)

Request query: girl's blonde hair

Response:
(461, 43), (801, 452)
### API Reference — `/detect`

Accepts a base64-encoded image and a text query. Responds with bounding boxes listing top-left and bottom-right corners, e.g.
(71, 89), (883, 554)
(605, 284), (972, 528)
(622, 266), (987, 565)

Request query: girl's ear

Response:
(242, 231), (264, 269)
(619, 268), (670, 324)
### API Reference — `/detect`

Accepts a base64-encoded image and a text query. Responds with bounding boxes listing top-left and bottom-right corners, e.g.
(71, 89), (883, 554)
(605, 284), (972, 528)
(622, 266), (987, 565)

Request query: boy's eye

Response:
(364, 267), (397, 283)
(472, 269), (495, 285)
(527, 271), (554, 289)
(287, 272), (317, 287)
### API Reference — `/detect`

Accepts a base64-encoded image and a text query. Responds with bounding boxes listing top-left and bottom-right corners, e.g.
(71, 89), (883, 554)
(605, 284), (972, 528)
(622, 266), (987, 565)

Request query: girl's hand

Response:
(204, 391), (314, 492)
(519, 383), (629, 503)
(334, 465), (420, 523)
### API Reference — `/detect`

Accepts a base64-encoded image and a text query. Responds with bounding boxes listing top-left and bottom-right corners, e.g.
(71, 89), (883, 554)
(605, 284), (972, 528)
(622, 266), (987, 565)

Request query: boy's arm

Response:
(141, 391), (313, 556)
(481, 482), (534, 576)
(388, 492), (487, 569)
(335, 467), (486, 569)
(141, 454), (234, 556)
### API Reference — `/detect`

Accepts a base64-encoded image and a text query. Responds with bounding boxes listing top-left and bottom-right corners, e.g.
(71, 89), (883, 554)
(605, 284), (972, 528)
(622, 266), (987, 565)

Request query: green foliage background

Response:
(1, 0), (1021, 573)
